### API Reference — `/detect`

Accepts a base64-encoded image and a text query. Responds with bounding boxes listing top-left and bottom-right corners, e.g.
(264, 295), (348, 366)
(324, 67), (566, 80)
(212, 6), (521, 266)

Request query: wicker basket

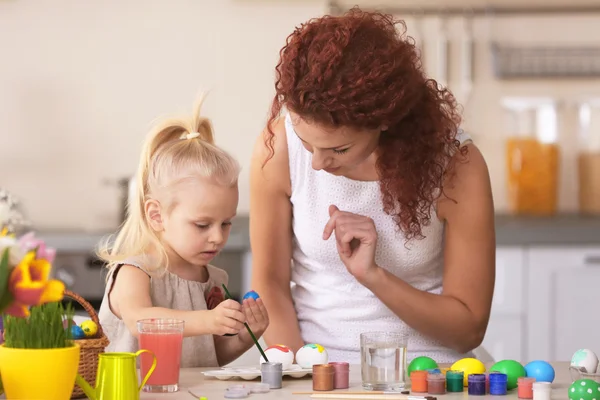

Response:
(63, 289), (110, 399)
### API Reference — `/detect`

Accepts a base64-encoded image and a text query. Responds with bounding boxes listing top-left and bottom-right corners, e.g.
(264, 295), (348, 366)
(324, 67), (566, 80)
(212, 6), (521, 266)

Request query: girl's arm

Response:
(249, 118), (305, 354)
(326, 144), (495, 354)
(110, 265), (245, 338)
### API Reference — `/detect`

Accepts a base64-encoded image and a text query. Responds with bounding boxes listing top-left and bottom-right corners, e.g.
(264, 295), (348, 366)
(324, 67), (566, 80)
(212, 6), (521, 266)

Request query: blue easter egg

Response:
(71, 325), (85, 340)
(243, 290), (260, 300)
(524, 360), (555, 383)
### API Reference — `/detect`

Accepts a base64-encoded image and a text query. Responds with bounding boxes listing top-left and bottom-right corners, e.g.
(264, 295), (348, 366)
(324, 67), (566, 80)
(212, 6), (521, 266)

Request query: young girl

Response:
(97, 95), (269, 368)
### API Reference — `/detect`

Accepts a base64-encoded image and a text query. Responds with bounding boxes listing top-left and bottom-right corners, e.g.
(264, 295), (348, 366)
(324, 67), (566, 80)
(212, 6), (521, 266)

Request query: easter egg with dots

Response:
(490, 359), (526, 390)
(524, 360), (555, 383)
(571, 349), (599, 374)
(408, 356), (438, 375)
(80, 320), (98, 338)
(243, 290), (260, 301)
(568, 379), (600, 400)
(450, 357), (486, 386)
(259, 344), (294, 370)
(295, 344), (328, 368)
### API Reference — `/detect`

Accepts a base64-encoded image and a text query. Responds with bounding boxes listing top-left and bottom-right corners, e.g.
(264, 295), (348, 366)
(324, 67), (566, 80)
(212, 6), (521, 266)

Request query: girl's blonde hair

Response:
(97, 94), (240, 275)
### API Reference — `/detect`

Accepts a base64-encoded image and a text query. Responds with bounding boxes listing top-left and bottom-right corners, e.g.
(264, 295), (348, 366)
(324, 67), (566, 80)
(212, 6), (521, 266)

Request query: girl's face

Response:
(290, 112), (381, 176)
(148, 177), (238, 267)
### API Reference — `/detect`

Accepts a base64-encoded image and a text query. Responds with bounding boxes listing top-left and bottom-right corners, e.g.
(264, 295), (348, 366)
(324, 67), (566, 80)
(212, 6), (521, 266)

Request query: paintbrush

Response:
(221, 283), (269, 363)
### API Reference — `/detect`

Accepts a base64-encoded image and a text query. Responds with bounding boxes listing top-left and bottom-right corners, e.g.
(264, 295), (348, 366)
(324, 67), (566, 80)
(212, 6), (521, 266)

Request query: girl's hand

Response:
(209, 299), (246, 336)
(238, 297), (269, 344)
(323, 204), (380, 284)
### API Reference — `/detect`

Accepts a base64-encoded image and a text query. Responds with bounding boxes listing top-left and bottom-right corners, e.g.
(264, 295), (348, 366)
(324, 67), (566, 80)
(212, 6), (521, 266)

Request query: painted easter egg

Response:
(525, 360), (555, 383)
(295, 344), (328, 368)
(243, 290), (260, 301)
(70, 325), (85, 340)
(408, 356), (438, 375)
(571, 349), (599, 374)
(80, 320), (98, 338)
(451, 358), (486, 386)
(259, 344), (294, 370)
(490, 359), (526, 390)
(568, 379), (600, 400)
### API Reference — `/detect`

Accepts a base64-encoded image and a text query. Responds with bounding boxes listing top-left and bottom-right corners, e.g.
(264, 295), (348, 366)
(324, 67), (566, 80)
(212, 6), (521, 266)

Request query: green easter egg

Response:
(568, 379), (600, 400)
(490, 359), (526, 390)
(408, 356), (438, 375)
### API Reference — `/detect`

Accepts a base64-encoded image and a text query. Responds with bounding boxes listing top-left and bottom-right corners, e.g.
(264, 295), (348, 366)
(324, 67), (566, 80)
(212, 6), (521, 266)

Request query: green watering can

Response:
(75, 350), (157, 400)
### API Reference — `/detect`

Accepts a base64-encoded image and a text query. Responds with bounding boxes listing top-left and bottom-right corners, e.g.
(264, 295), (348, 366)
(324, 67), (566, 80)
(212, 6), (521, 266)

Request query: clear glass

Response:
(501, 97), (559, 216)
(360, 331), (408, 391)
(137, 318), (184, 393)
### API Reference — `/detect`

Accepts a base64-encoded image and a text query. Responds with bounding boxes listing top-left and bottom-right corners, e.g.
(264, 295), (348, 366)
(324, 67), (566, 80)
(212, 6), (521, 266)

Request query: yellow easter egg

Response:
(80, 320), (98, 338)
(450, 357), (486, 386)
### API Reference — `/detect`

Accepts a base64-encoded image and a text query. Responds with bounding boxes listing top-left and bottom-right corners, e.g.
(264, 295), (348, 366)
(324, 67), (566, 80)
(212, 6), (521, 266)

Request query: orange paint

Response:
(410, 370), (428, 393)
(517, 377), (535, 399)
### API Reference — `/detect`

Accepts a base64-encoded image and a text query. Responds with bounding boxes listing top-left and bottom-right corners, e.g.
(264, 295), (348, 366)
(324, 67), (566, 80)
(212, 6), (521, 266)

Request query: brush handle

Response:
(221, 284), (269, 363)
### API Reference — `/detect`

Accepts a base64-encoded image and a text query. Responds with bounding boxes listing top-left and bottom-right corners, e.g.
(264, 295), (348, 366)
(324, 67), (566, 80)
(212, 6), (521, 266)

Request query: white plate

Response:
(203, 364), (312, 380)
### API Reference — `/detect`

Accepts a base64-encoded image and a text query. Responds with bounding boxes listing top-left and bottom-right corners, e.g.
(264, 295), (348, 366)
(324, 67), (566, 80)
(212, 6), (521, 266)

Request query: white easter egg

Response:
(571, 348), (599, 373)
(259, 344), (294, 370)
(295, 344), (329, 369)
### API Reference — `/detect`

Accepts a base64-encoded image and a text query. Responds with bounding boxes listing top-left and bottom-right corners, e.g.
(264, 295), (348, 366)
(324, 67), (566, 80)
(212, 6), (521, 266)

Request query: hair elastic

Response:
(181, 131), (200, 140)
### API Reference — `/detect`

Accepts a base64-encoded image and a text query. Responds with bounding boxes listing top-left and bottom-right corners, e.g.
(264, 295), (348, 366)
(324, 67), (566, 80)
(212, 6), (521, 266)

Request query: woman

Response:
(249, 7), (495, 364)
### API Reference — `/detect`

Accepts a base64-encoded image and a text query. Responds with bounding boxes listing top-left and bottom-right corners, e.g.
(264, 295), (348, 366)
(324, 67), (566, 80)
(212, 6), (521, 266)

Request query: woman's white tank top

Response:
(285, 113), (474, 364)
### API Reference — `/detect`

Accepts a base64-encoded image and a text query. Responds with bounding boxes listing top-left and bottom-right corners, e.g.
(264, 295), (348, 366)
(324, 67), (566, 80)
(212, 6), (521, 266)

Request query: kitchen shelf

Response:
(491, 42), (600, 79)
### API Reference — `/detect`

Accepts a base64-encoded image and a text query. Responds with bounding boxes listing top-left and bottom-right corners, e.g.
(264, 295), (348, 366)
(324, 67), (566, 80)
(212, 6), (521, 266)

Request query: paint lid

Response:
(249, 383), (270, 393)
(468, 373), (486, 382)
(224, 388), (249, 398)
(427, 368), (442, 373)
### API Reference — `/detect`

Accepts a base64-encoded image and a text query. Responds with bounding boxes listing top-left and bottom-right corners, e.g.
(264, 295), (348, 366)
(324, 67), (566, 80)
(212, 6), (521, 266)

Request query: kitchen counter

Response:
(141, 362), (574, 399)
(495, 213), (600, 246)
(35, 213), (600, 253)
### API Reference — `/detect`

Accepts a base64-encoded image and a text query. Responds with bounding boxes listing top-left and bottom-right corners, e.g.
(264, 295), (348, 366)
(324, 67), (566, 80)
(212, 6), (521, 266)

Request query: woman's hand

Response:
(238, 298), (270, 344)
(323, 204), (380, 284)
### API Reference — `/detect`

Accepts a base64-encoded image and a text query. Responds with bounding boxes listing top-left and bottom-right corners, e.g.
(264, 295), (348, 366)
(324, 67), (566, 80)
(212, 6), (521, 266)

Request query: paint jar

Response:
(410, 370), (428, 393)
(260, 362), (282, 389)
(489, 372), (508, 395)
(532, 382), (551, 400)
(518, 377), (536, 399)
(468, 373), (486, 395)
(427, 372), (446, 394)
(329, 362), (350, 389)
(427, 368), (441, 374)
(312, 364), (335, 391)
(446, 370), (464, 392)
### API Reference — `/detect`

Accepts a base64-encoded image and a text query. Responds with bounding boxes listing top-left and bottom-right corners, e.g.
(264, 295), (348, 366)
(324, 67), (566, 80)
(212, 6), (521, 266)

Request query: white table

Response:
(140, 362), (573, 399)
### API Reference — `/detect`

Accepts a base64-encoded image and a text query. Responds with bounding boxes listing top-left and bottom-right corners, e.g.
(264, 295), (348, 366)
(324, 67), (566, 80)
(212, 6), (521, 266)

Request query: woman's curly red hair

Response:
(265, 7), (466, 240)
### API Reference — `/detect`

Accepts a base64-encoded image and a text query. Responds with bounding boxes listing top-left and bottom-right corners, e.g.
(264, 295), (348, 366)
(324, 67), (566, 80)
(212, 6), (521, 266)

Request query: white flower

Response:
(0, 235), (25, 267)
(0, 202), (10, 226)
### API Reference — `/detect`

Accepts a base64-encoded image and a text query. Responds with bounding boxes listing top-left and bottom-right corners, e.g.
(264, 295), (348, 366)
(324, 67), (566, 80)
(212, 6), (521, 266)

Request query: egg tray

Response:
(203, 364), (312, 380)
(570, 366), (600, 384)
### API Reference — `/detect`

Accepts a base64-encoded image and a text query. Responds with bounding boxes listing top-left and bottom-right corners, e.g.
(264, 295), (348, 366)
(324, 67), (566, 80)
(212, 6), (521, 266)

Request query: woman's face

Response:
(290, 112), (381, 176)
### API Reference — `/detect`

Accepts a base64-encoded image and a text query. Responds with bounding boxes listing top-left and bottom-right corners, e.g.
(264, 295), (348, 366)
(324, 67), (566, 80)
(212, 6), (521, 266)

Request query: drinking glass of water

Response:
(360, 331), (408, 391)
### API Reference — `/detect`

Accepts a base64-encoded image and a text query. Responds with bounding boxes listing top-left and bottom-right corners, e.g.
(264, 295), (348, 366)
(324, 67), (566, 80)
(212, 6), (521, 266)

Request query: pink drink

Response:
(137, 319), (184, 393)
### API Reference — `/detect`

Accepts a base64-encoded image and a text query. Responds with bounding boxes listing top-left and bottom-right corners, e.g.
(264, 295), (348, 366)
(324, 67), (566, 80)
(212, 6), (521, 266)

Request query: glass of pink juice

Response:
(137, 318), (184, 393)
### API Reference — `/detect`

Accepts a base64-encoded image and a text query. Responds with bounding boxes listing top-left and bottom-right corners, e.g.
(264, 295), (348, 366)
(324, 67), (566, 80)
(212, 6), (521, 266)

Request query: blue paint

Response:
(489, 372), (508, 395)
(243, 290), (260, 301)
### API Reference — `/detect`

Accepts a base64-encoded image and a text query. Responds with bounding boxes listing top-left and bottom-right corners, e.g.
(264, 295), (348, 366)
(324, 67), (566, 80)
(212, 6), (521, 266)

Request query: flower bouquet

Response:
(0, 223), (81, 399)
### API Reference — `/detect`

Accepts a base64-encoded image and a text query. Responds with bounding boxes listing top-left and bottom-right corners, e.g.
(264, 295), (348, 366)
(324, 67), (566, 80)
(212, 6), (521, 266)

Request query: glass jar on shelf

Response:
(502, 97), (560, 216)
(577, 98), (600, 215)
